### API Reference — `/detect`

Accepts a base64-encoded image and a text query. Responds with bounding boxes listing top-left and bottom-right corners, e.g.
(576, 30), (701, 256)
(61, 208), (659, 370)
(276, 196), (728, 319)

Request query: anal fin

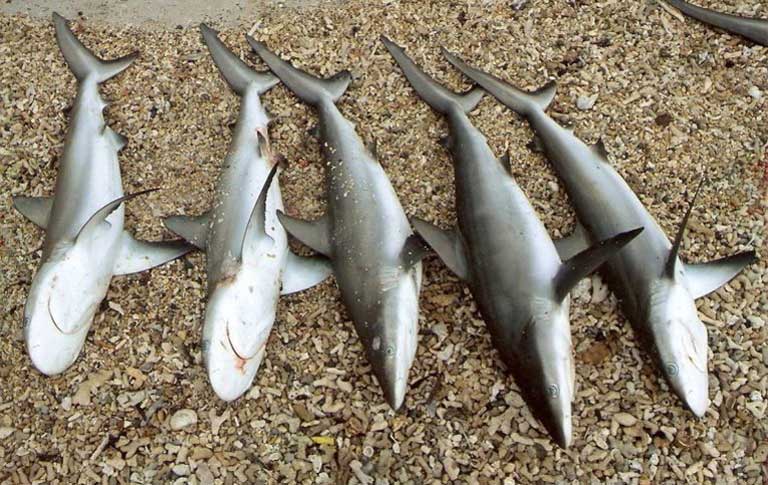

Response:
(13, 196), (53, 229)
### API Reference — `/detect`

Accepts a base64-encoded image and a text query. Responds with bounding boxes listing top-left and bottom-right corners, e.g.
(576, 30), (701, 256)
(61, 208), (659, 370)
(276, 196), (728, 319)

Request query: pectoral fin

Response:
(684, 251), (757, 299)
(554, 227), (643, 301)
(410, 217), (468, 280)
(276, 212), (332, 257)
(12, 196), (53, 229)
(163, 213), (210, 250)
(280, 251), (333, 295)
(113, 232), (194, 275)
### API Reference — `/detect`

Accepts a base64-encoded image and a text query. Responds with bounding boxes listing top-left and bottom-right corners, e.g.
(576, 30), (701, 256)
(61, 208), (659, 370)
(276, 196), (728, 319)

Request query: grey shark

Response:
(12, 13), (193, 375)
(442, 50), (757, 417)
(667, 0), (768, 46)
(382, 37), (643, 447)
(164, 25), (332, 402)
(247, 37), (428, 410)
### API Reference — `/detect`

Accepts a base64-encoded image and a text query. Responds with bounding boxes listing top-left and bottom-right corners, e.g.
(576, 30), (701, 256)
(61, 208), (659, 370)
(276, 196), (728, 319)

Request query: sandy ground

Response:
(0, 0), (335, 28)
(1, 1), (767, 483)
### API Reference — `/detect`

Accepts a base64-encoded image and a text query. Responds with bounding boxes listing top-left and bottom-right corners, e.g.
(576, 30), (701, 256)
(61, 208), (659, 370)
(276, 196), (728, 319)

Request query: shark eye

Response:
(547, 384), (559, 398)
(665, 362), (679, 376)
(386, 345), (394, 357)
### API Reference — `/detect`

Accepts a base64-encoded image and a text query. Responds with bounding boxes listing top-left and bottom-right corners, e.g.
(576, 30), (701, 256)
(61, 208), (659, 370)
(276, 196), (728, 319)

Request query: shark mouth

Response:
(47, 295), (89, 336)
(225, 320), (262, 363)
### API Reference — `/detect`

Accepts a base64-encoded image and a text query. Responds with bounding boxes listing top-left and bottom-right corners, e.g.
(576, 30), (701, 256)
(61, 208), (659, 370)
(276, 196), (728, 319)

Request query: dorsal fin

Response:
(665, 176), (706, 278)
(240, 164), (279, 262)
(76, 189), (157, 243)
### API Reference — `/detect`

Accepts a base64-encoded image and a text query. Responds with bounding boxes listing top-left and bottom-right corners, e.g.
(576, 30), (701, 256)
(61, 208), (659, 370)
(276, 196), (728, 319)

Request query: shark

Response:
(163, 25), (333, 402)
(247, 36), (428, 410)
(12, 13), (193, 376)
(382, 37), (643, 447)
(441, 49), (757, 417)
(666, 0), (768, 46)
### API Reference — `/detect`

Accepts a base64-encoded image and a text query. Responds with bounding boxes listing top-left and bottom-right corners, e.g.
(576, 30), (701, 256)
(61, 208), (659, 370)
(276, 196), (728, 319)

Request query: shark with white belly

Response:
(12, 13), (193, 376)
(442, 49), (757, 416)
(163, 25), (332, 402)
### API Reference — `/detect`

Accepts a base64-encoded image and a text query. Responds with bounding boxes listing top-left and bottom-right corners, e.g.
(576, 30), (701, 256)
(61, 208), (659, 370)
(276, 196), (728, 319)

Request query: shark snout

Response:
(203, 284), (275, 402)
(371, 346), (411, 411)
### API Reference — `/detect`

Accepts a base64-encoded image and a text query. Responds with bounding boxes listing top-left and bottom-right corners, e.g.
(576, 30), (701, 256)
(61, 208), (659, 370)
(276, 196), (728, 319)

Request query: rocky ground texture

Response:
(0, 0), (766, 483)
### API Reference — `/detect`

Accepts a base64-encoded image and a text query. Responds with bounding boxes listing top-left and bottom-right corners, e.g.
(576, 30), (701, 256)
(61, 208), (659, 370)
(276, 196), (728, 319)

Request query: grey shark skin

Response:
(163, 26), (333, 402)
(247, 37), (427, 410)
(382, 37), (643, 448)
(442, 50), (757, 417)
(12, 13), (193, 376)
(666, 0), (768, 46)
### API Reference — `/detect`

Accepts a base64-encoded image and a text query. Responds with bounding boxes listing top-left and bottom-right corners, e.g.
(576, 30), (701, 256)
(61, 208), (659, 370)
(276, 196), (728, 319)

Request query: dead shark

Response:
(382, 37), (643, 447)
(12, 13), (193, 376)
(442, 49), (757, 417)
(666, 0), (768, 46)
(163, 25), (332, 402)
(247, 37), (428, 410)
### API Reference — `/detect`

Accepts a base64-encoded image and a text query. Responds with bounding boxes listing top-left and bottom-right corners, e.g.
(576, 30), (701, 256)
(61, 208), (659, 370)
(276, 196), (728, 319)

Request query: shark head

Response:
(362, 264), (423, 411)
(203, 263), (279, 402)
(508, 298), (574, 448)
(24, 246), (111, 375)
(647, 278), (709, 416)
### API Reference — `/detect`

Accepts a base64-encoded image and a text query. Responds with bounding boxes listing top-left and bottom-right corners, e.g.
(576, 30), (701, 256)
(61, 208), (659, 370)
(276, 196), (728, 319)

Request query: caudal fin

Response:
(666, 0), (768, 47)
(381, 36), (483, 115)
(441, 48), (555, 117)
(53, 12), (137, 83)
(247, 36), (351, 106)
(200, 24), (278, 96)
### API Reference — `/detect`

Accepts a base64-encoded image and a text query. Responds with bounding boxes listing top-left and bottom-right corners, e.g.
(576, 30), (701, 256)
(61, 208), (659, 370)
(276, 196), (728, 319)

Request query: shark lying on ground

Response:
(382, 36), (642, 447)
(248, 37), (428, 410)
(441, 49), (757, 417)
(164, 25), (332, 402)
(12, 13), (193, 376)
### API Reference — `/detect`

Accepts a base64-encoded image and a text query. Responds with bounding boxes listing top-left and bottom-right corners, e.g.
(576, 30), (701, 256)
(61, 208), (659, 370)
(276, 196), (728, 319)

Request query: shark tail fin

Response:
(441, 47), (555, 116)
(554, 227), (644, 301)
(247, 36), (351, 105)
(200, 24), (278, 96)
(381, 36), (483, 115)
(53, 12), (137, 84)
(666, 0), (768, 47)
